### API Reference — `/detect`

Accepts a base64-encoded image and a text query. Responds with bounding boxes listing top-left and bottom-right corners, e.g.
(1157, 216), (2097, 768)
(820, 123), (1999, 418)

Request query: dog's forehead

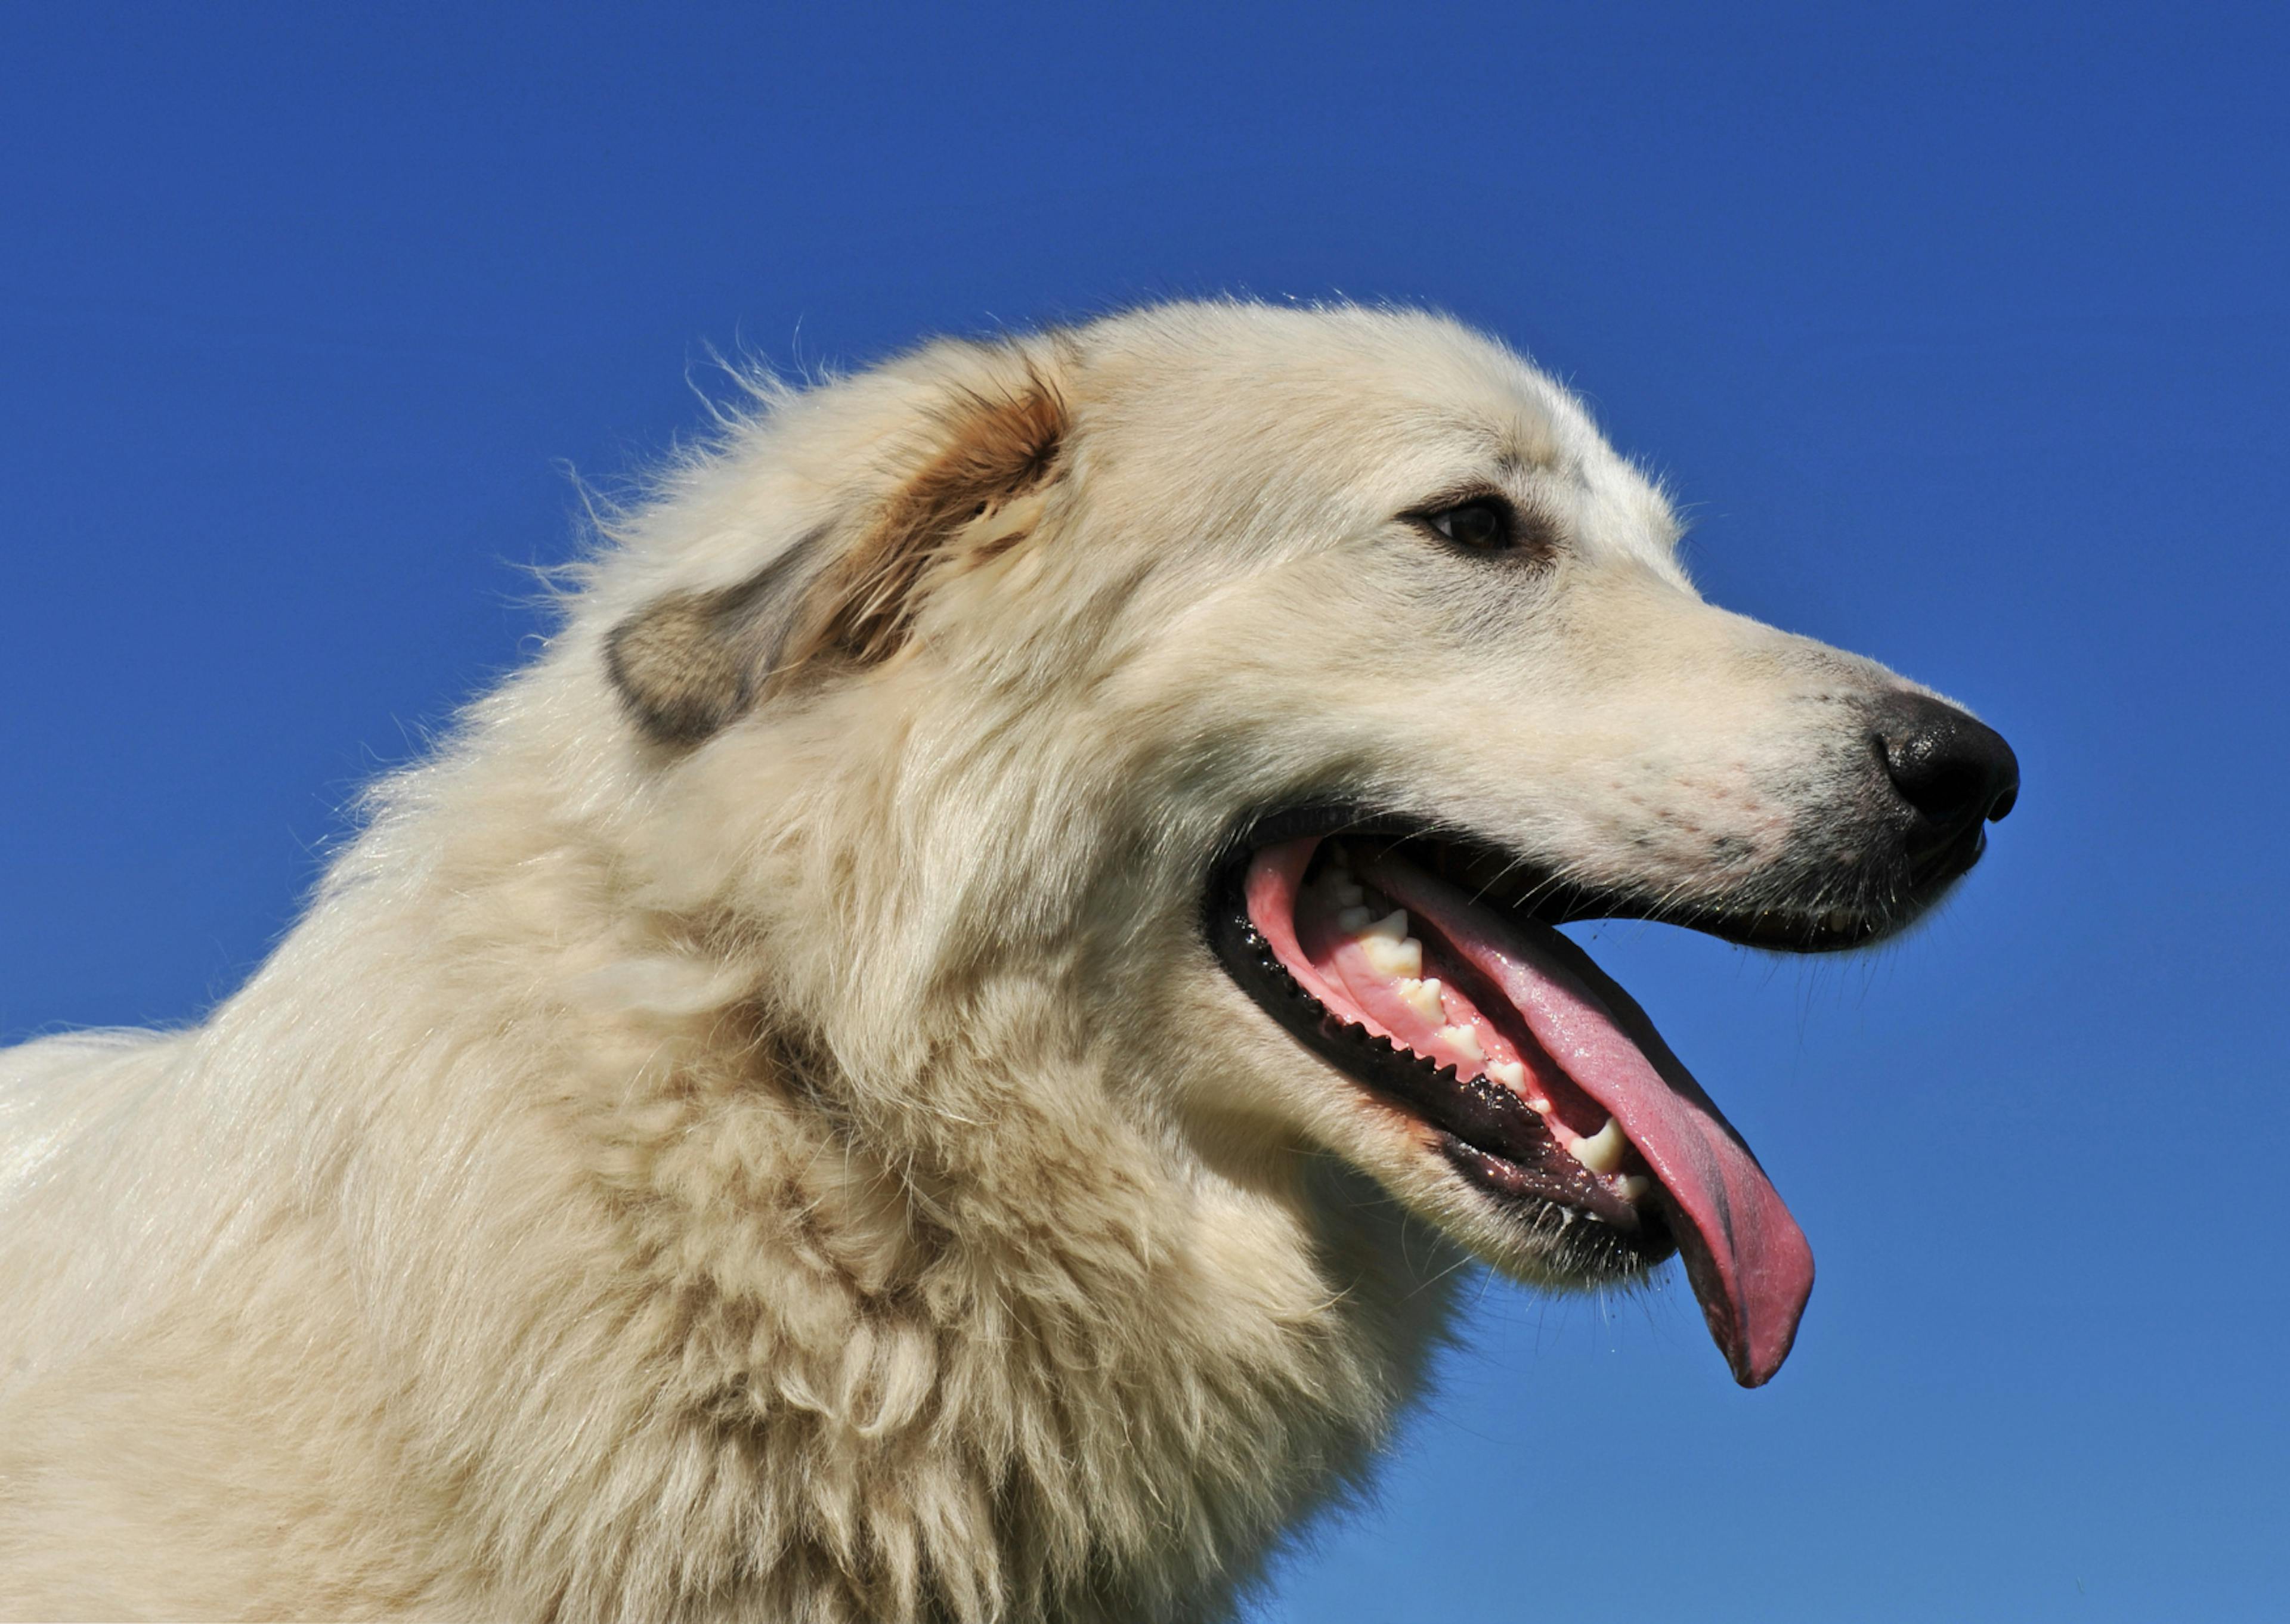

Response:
(1078, 303), (1684, 571)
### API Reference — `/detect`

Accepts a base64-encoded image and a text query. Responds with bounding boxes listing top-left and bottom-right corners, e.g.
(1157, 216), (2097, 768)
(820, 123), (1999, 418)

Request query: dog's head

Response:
(595, 302), (2016, 1387)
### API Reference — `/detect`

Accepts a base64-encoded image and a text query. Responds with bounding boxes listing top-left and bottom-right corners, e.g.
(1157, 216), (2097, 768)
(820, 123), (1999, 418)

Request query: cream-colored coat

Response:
(0, 302), (1918, 1620)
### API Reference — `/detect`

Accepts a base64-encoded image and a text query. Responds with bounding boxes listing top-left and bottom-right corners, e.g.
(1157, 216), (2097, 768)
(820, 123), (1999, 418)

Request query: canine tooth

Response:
(1437, 1023), (1483, 1062)
(1616, 1174), (1654, 1204)
(1397, 978), (1445, 1022)
(1568, 1117), (1629, 1175)
(1528, 1096), (1554, 1114)
(1487, 1060), (1526, 1089)
(1331, 880), (1365, 906)
(1335, 905), (1373, 933)
(1359, 932), (1422, 978)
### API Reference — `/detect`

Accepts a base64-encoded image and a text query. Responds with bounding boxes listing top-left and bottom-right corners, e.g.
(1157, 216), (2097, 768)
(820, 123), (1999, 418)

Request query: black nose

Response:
(1873, 692), (2019, 873)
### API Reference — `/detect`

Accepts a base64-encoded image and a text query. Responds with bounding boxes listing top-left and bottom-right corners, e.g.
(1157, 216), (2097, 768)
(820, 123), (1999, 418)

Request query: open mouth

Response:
(1205, 810), (1826, 1389)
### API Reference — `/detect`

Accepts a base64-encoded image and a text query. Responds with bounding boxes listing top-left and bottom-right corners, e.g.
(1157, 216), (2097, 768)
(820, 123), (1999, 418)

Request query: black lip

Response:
(1203, 803), (1955, 955)
(1202, 805), (1682, 1259)
(1199, 801), (1959, 1251)
(1206, 875), (1672, 1253)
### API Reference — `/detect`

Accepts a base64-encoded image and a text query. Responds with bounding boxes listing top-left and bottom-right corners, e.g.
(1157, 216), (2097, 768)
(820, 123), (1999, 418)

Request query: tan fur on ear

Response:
(606, 367), (1068, 745)
(603, 591), (747, 745)
(782, 370), (1068, 671)
(604, 548), (815, 745)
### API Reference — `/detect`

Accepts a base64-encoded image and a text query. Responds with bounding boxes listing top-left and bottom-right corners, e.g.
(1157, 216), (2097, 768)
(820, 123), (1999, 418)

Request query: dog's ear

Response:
(602, 543), (824, 746)
(605, 365), (1068, 746)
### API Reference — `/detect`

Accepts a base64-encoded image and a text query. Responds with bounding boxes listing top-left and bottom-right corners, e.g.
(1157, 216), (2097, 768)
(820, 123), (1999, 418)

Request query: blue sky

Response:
(3, 4), (2285, 1618)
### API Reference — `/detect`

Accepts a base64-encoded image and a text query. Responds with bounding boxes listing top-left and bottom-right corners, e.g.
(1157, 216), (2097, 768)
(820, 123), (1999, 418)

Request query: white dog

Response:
(0, 302), (2016, 1621)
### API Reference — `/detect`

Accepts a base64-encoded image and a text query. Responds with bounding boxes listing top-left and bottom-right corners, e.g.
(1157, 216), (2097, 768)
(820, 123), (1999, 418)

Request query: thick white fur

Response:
(0, 303), (1910, 1620)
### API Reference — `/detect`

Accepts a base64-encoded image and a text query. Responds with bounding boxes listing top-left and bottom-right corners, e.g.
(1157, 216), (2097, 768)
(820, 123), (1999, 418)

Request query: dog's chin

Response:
(1200, 805), (1975, 1387)
(1342, 1107), (1682, 1293)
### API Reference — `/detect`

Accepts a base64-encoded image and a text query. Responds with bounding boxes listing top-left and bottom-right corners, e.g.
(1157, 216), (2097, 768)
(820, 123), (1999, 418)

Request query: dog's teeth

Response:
(1568, 1117), (1629, 1175)
(1359, 909), (1407, 941)
(1486, 1059), (1526, 1089)
(1528, 1096), (1554, 1114)
(1358, 931), (1422, 978)
(1437, 1023), (1483, 1062)
(1318, 864), (1365, 908)
(1616, 1174), (1654, 1204)
(1335, 905), (1373, 933)
(1397, 978), (1445, 1022)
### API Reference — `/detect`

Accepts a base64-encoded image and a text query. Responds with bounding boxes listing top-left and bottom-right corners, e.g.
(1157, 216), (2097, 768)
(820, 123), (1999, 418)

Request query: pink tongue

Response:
(1364, 853), (1814, 1387)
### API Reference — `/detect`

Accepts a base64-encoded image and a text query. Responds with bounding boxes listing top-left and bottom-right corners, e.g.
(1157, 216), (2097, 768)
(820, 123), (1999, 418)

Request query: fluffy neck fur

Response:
(0, 632), (1455, 1623)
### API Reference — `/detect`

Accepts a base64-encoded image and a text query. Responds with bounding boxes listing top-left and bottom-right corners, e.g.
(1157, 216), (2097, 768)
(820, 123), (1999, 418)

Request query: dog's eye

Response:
(1420, 498), (1515, 550)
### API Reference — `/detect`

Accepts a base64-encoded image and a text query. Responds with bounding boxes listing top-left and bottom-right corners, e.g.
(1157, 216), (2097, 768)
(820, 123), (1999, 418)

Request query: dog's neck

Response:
(290, 730), (1454, 1616)
(561, 992), (1456, 1616)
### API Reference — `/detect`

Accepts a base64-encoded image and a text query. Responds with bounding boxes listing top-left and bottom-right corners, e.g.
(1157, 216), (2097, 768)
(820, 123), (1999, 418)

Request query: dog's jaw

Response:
(1204, 828), (1811, 1385)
